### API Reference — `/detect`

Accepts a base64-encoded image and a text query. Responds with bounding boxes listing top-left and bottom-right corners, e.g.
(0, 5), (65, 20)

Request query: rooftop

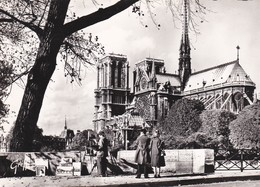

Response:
(184, 60), (255, 92)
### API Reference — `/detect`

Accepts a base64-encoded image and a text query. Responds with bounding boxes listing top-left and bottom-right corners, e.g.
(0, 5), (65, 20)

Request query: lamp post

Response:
(123, 114), (131, 150)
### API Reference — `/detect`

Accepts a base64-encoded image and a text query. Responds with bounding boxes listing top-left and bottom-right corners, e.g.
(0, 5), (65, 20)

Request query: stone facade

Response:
(93, 54), (130, 132)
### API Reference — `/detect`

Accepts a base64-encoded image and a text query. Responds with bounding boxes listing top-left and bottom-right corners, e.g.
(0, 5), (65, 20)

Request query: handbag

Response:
(160, 150), (166, 157)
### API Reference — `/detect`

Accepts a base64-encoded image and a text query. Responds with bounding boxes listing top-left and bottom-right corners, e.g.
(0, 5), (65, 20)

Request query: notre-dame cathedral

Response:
(93, 0), (256, 137)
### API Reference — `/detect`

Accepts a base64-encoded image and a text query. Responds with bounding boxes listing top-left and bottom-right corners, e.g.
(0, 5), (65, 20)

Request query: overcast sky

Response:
(4, 0), (260, 135)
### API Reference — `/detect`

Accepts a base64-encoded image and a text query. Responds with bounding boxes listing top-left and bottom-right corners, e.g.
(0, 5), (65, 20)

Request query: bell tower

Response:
(178, 0), (191, 90)
(93, 53), (130, 132)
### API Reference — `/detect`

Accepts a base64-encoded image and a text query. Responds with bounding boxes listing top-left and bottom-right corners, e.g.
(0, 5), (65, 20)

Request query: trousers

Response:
(97, 157), (107, 177)
(136, 164), (148, 177)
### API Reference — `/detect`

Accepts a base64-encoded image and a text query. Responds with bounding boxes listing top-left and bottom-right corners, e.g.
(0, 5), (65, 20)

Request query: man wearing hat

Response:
(134, 128), (150, 178)
(96, 130), (109, 177)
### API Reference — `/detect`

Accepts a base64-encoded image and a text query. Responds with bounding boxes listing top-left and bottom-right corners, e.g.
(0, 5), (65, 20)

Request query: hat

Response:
(98, 130), (105, 136)
(141, 128), (147, 134)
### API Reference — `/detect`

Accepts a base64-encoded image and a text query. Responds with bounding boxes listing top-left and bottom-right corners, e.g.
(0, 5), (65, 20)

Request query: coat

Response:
(96, 136), (109, 158)
(150, 137), (165, 167)
(134, 134), (150, 165)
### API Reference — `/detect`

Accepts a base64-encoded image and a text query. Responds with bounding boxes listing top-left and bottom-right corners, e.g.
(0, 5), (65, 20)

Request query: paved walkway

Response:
(1, 171), (260, 187)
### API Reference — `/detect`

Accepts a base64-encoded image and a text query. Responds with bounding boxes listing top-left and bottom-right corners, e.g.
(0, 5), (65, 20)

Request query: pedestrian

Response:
(134, 128), (150, 178)
(96, 130), (109, 177)
(149, 129), (165, 178)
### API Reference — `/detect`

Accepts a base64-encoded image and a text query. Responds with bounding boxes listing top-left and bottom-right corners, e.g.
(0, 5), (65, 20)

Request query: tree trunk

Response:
(10, 0), (70, 152)
(10, 54), (58, 151)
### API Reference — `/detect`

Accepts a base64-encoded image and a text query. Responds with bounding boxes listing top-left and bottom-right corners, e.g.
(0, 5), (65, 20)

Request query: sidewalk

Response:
(1, 171), (260, 187)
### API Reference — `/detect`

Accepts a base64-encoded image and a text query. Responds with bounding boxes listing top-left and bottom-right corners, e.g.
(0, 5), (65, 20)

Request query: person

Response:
(96, 130), (109, 177)
(134, 128), (150, 178)
(149, 130), (165, 178)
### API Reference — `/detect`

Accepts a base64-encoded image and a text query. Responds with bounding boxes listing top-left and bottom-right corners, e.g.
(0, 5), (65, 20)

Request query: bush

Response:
(157, 98), (205, 149)
(70, 130), (96, 150)
(199, 110), (236, 149)
(159, 98), (204, 137)
(229, 103), (260, 149)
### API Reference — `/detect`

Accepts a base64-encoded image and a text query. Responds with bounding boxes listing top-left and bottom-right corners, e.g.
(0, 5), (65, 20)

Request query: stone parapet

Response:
(117, 149), (214, 174)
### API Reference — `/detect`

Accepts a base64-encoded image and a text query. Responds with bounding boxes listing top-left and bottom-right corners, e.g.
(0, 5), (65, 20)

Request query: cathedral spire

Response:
(65, 116), (67, 130)
(178, 0), (191, 90)
(182, 0), (189, 47)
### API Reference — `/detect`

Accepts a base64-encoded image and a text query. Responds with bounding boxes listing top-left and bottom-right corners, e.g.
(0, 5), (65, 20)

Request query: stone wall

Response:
(117, 149), (214, 174)
(0, 149), (214, 177)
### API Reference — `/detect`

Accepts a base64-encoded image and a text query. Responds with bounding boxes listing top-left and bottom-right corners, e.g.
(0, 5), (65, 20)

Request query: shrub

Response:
(199, 110), (236, 149)
(159, 98), (204, 137)
(229, 103), (260, 149)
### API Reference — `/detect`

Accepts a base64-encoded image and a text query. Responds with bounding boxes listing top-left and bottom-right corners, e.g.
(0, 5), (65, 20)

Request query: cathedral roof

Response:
(184, 60), (255, 93)
(156, 73), (181, 86)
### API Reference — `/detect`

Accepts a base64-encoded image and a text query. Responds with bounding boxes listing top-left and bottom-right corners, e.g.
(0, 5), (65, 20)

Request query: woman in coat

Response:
(149, 130), (165, 178)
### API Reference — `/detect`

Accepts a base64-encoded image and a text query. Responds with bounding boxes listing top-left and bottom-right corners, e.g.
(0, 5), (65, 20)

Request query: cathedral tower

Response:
(178, 0), (191, 90)
(93, 53), (130, 132)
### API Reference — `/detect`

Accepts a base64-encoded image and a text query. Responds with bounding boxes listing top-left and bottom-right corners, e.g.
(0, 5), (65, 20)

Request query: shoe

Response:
(144, 176), (149, 178)
(154, 175), (157, 178)
(136, 176), (141, 179)
(157, 175), (161, 178)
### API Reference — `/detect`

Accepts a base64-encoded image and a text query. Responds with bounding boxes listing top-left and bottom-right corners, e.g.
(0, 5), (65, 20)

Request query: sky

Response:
(3, 0), (260, 136)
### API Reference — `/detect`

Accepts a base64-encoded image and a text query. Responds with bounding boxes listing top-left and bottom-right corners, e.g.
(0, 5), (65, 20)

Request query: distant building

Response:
(60, 117), (75, 150)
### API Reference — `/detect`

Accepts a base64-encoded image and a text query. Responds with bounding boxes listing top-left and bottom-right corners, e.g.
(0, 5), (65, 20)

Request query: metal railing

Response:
(214, 149), (260, 172)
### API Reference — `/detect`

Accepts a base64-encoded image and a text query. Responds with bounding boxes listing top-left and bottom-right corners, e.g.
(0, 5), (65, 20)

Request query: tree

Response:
(70, 130), (93, 150)
(229, 103), (260, 149)
(160, 108), (236, 149)
(5, 122), (44, 151)
(157, 98), (204, 149)
(199, 110), (236, 149)
(31, 126), (44, 151)
(0, 0), (207, 151)
(160, 98), (205, 137)
(0, 61), (13, 125)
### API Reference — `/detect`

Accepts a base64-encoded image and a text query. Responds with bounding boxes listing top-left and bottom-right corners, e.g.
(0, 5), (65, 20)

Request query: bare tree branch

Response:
(0, 18), (13, 22)
(0, 8), (43, 37)
(2, 68), (31, 90)
(37, 0), (51, 28)
(63, 0), (139, 37)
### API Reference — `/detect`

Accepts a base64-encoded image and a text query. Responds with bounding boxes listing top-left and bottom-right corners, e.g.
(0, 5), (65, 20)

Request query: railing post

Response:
(214, 149), (217, 172)
(241, 150), (243, 172)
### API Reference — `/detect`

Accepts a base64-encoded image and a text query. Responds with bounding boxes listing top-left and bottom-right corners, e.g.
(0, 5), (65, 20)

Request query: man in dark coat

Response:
(134, 128), (150, 178)
(96, 131), (109, 177)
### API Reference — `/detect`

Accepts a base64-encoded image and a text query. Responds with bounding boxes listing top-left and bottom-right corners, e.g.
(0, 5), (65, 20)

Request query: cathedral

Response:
(93, 0), (256, 138)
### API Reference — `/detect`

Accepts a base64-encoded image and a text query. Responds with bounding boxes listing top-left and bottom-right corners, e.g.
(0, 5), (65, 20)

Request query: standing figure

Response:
(150, 130), (165, 178)
(96, 131), (109, 177)
(134, 128), (150, 178)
